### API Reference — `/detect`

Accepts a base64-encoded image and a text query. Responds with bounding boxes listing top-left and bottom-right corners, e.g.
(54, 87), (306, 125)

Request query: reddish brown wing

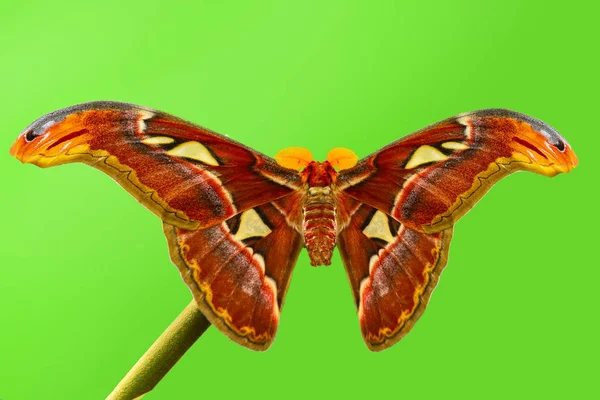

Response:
(10, 101), (306, 350)
(164, 196), (304, 350)
(336, 200), (452, 351)
(335, 110), (577, 350)
(10, 101), (302, 230)
(337, 109), (578, 234)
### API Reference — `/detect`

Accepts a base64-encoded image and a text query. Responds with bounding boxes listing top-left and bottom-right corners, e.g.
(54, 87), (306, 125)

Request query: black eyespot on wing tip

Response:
(462, 109), (569, 152)
(554, 138), (566, 152)
(24, 129), (36, 142)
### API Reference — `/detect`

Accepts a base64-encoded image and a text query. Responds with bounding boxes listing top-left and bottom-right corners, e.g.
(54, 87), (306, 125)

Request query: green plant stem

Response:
(106, 300), (210, 399)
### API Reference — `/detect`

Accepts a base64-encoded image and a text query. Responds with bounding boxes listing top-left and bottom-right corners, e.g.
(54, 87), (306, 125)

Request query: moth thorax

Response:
(303, 186), (337, 266)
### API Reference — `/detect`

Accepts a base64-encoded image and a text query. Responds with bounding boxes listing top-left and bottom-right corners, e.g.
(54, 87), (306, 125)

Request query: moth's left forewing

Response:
(10, 101), (303, 230)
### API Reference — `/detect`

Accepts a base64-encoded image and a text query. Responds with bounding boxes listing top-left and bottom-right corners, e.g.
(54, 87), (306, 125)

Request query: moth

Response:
(10, 102), (577, 351)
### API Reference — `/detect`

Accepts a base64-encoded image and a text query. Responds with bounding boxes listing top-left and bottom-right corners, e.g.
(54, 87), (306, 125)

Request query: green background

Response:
(1, 1), (597, 399)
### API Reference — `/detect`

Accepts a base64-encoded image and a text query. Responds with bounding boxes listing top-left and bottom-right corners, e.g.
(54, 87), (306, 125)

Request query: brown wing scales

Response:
(337, 200), (452, 350)
(10, 101), (302, 230)
(163, 201), (303, 350)
(338, 110), (577, 234)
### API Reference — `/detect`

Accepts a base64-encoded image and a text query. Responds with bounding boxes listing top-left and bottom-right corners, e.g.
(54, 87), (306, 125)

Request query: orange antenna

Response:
(274, 147), (314, 170)
(326, 147), (358, 170)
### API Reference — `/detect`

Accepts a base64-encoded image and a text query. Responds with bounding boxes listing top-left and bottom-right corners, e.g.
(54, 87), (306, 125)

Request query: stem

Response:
(107, 300), (210, 399)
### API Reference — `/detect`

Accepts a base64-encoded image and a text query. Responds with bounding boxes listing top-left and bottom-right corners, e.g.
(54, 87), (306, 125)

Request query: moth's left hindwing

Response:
(10, 101), (305, 350)
(164, 199), (304, 349)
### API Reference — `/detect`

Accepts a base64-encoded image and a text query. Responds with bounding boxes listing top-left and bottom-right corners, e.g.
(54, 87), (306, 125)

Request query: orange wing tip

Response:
(9, 136), (25, 160)
(274, 147), (313, 170)
(326, 147), (358, 170)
